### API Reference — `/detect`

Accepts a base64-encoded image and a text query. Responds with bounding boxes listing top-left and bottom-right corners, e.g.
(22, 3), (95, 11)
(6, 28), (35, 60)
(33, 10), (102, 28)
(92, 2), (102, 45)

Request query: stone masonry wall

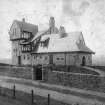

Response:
(43, 69), (105, 92)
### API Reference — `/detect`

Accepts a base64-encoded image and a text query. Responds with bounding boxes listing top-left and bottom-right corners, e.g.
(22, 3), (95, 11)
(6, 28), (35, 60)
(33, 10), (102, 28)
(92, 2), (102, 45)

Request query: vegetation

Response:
(0, 87), (70, 105)
(90, 66), (105, 72)
(46, 65), (99, 75)
(0, 65), (32, 79)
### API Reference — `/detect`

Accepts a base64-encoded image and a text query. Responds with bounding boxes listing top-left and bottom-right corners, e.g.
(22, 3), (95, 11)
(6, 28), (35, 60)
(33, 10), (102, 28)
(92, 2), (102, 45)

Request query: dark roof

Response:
(15, 20), (38, 35)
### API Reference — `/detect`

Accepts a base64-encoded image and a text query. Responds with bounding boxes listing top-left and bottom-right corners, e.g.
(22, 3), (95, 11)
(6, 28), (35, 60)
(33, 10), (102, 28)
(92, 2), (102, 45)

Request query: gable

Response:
(15, 20), (38, 35)
(9, 21), (21, 39)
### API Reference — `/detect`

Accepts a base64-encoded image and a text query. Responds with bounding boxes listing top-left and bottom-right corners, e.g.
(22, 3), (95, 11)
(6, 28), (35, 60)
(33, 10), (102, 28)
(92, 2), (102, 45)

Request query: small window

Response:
(57, 58), (59, 60)
(45, 56), (47, 60)
(61, 58), (64, 60)
(13, 49), (15, 52)
(24, 55), (25, 59)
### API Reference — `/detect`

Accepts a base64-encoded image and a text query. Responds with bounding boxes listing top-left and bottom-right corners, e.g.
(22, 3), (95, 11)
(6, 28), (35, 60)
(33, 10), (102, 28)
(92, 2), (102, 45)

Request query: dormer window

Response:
(40, 38), (50, 48)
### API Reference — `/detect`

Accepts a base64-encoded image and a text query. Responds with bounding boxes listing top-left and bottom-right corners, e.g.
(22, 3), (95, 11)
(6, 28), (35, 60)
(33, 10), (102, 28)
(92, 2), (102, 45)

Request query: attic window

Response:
(40, 38), (50, 47)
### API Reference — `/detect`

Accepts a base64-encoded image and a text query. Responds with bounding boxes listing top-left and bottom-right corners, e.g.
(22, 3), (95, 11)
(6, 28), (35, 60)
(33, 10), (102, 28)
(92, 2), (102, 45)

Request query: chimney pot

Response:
(49, 16), (55, 28)
(59, 26), (66, 38)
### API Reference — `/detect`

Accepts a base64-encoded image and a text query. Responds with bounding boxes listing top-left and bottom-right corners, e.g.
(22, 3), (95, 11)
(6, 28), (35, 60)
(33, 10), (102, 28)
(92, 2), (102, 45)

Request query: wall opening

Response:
(82, 56), (86, 66)
(36, 66), (42, 80)
(18, 56), (21, 65)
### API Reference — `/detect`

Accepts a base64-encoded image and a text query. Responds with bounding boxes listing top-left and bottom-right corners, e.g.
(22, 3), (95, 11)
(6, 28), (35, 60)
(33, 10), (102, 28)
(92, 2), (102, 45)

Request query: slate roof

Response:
(15, 20), (38, 35)
(32, 32), (94, 54)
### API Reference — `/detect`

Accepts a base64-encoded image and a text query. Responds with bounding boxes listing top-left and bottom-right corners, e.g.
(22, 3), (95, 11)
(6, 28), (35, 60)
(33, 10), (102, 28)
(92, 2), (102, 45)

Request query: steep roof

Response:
(14, 20), (38, 35)
(31, 30), (48, 42)
(32, 32), (94, 54)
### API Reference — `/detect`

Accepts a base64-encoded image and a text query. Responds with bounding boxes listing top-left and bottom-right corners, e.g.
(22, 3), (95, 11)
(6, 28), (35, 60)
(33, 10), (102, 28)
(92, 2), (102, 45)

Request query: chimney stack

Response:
(49, 17), (55, 28)
(59, 26), (66, 38)
(22, 18), (25, 22)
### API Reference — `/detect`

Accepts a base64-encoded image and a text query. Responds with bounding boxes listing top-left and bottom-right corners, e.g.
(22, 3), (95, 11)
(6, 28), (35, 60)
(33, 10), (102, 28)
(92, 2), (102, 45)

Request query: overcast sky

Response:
(0, 0), (105, 65)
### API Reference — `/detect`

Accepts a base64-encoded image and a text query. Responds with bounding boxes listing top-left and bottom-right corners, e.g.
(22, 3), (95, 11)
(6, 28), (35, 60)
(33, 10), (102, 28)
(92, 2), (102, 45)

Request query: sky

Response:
(0, 0), (105, 65)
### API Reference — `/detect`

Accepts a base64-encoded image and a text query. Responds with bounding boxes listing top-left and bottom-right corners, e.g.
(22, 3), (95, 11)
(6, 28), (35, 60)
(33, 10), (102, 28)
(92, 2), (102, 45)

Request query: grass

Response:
(48, 65), (99, 75)
(0, 66), (32, 79)
(0, 95), (27, 105)
(0, 87), (71, 105)
(90, 66), (105, 72)
(0, 65), (100, 82)
(5, 78), (105, 103)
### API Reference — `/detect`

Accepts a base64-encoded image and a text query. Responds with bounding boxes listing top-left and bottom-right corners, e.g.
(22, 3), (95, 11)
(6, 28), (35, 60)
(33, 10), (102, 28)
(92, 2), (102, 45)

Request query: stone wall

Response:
(32, 53), (92, 66)
(21, 53), (31, 65)
(32, 54), (49, 65)
(0, 66), (32, 79)
(43, 69), (105, 92)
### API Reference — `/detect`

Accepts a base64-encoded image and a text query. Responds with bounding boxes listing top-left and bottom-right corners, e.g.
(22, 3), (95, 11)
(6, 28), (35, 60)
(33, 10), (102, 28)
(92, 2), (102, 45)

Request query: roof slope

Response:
(15, 20), (38, 35)
(32, 32), (94, 54)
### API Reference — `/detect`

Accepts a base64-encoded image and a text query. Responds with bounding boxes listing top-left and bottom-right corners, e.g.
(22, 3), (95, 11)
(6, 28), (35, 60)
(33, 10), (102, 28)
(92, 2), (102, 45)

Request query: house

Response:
(9, 17), (95, 66)
(9, 18), (38, 65)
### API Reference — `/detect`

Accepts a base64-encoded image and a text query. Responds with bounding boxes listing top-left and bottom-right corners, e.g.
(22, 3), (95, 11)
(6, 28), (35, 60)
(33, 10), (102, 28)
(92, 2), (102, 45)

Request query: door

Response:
(82, 56), (86, 66)
(36, 66), (42, 80)
(18, 56), (21, 65)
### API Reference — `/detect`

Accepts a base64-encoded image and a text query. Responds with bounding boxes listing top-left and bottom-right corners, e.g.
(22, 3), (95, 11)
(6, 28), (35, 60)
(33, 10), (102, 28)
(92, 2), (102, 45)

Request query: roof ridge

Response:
(15, 19), (37, 27)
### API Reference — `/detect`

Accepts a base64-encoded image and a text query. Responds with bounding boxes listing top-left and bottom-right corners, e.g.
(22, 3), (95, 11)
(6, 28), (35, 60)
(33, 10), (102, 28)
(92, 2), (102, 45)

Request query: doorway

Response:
(18, 56), (21, 65)
(82, 56), (86, 66)
(36, 66), (42, 80)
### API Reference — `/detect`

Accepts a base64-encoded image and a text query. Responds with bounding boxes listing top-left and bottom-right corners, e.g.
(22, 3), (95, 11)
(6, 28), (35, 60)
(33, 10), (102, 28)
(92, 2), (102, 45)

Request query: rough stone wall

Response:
(77, 53), (92, 66)
(32, 54), (49, 65)
(43, 70), (105, 92)
(21, 53), (31, 65)
(12, 41), (20, 65)
(32, 53), (92, 66)
(53, 53), (65, 65)
(53, 53), (92, 66)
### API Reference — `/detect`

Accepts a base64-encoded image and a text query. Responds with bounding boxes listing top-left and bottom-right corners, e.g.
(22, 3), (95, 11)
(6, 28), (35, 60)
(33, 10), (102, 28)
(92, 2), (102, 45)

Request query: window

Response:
(40, 56), (42, 59)
(13, 49), (15, 52)
(24, 55), (25, 60)
(45, 56), (47, 60)
(34, 56), (36, 59)
(15, 49), (17, 56)
(27, 55), (30, 60)
(15, 28), (16, 35)
(57, 58), (59, 60)
(61, 58), (64, 60)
